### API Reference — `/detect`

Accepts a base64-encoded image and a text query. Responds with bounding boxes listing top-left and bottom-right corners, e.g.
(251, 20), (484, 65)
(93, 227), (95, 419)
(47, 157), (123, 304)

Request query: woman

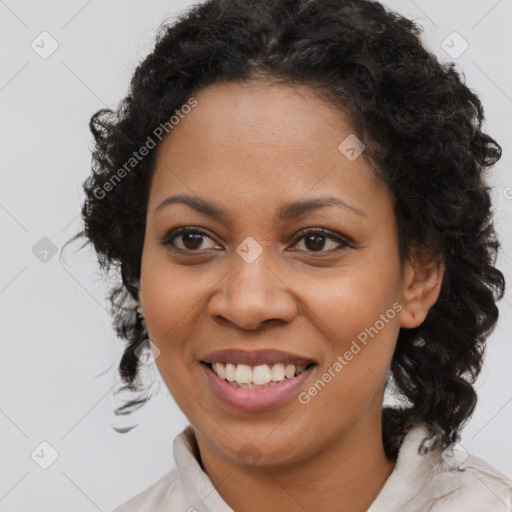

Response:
(75, 0), (512, 510)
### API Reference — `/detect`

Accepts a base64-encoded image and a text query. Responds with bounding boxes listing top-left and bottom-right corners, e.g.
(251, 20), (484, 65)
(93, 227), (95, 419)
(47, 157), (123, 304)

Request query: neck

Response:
(194, 413), (395, 512)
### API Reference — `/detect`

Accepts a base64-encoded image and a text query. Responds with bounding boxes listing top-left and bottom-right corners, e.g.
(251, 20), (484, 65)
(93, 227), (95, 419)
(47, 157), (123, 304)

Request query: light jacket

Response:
(112, 423), (512, 511)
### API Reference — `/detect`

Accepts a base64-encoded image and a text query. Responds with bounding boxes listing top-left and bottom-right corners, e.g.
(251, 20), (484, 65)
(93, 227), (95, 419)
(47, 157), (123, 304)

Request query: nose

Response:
(207, 248), (298, 331)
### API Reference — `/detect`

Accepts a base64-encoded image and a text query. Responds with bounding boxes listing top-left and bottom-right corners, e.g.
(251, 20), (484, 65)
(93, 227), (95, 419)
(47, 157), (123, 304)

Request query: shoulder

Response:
(393, 425), (512, 511)
(110, 469), (183, 512)
(370, 424), (512, 511)
(109, 425), (230, 512)
(425, 450), (512, 511)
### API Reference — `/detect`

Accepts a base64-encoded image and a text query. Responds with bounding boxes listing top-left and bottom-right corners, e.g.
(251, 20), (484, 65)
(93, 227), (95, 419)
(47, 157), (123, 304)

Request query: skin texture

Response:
(138, 82), (444, 512)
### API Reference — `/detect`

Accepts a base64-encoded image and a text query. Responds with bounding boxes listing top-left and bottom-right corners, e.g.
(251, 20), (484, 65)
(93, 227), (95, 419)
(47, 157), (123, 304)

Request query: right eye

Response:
(161, 227), (222, 253)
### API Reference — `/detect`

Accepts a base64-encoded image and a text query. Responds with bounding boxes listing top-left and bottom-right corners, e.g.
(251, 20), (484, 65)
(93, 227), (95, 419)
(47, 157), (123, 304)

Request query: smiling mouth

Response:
(200, 361), (317, 389)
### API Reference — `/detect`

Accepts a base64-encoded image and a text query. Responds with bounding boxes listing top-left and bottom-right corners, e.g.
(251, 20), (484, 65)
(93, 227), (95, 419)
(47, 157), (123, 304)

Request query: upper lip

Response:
(200, 349), (317, 367)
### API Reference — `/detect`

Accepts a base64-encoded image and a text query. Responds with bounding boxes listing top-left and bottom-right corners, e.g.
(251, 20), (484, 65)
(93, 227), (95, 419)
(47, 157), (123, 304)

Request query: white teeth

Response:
(215, 362), (226, 380)
(234, 364), (253, 384)
(225, 363), (236, 381)
(253, 364), (272, 385)
(271, 363), (285, 381)
(285, 364), (296, 379)
(209, 361), (311, 386)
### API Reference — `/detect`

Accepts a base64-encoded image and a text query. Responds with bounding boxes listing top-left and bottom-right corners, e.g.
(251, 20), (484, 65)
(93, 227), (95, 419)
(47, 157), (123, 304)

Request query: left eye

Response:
(291, 228), (351, 253)
(161, 227), (351, 254)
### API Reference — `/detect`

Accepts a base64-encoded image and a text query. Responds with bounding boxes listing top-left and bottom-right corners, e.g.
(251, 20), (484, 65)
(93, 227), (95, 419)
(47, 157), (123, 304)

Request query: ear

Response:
(399, 251), (445, 329)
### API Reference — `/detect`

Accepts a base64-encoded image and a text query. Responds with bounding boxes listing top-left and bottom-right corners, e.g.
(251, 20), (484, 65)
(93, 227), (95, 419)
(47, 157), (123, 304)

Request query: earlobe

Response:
(399, 257), (445, 329)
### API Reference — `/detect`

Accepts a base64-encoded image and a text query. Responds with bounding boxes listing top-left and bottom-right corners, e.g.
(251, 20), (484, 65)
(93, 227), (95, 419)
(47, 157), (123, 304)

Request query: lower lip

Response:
(201, 363), (316, 411)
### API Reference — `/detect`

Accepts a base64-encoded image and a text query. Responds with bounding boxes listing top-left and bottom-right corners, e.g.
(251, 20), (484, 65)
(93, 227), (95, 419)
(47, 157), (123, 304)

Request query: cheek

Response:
(140, 245), (204, 340)
(302, 262), (401, 342)
(296, 250), (402, 402)
(299, 286), (400, 432)
(141, 269), (203, 416)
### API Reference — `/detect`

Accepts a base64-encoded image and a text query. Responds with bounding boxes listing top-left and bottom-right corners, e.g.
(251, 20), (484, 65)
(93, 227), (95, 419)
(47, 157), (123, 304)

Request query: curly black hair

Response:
(70, 0), (505, 458)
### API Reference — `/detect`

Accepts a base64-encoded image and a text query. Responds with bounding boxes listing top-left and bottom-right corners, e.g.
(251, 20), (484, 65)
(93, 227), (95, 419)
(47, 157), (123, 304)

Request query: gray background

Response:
(1, 1), (511, 510)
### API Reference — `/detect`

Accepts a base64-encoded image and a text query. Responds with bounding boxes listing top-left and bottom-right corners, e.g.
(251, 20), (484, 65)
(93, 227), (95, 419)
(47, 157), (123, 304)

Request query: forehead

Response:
(161, 81), (357, 159)
(148, 81), (389, 221)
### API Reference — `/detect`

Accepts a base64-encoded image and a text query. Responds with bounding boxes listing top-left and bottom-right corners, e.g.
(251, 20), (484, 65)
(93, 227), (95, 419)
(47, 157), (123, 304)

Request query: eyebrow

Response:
(154, 194), (366, 220)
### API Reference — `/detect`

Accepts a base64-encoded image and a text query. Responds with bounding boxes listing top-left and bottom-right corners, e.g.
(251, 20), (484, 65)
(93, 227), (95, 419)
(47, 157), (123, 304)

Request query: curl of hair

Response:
(72, 0), (505, 455)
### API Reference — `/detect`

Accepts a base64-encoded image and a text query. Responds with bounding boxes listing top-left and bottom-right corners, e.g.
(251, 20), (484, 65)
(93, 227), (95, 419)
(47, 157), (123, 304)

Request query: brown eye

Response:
(290, 228), (352, 253)
(161, 227), (352, 255)
(161, 227), (219, 252)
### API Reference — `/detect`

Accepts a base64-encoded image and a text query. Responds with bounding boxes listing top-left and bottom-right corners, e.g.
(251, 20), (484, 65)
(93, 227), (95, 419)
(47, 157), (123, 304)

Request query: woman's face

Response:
(139, 81), (431, 467)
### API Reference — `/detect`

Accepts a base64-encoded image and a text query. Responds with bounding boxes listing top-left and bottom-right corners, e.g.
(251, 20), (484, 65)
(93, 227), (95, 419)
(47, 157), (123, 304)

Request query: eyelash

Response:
(160, 227), (353, 255)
